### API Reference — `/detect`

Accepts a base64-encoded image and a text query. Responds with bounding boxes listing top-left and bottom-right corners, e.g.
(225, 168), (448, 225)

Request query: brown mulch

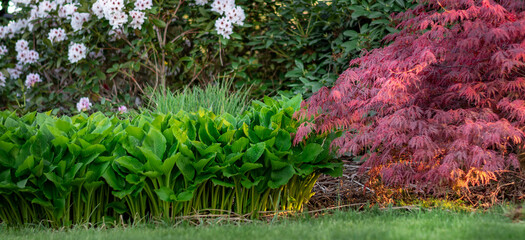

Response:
(307, 158), (373, 210)
(307, 159), (525, 210)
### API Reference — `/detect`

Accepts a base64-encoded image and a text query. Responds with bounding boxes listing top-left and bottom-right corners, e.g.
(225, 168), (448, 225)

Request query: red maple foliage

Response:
(296, 0), (525, 191)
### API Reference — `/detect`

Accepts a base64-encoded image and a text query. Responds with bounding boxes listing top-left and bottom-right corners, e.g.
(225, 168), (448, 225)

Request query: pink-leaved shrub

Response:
(295, 0), (525, 191)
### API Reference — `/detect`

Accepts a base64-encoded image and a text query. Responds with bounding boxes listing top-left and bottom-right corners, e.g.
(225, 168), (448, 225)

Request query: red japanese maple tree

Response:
(296, 0), (525, 190)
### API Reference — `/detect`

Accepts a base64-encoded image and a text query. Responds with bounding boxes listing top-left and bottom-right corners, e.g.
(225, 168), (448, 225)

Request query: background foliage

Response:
(0, 0), (415, 114)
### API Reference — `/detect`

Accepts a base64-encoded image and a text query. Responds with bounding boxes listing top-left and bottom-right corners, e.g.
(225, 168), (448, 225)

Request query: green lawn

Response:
(1, 208), (524, 240)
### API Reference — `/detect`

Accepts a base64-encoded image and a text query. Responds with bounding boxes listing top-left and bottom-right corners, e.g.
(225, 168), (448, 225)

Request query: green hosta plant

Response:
(0, 95), (341, 226)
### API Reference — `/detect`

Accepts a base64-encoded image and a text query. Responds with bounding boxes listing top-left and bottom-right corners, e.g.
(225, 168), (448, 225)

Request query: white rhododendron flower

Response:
(0, 26), (7, 39)
(37, 1), (57, 18)
(15, 39), (29, 52)
(134, 0), (153, 11)
(58, 4), (77, 19)
(129, 10), (145, 30)
(68, 43), (87, 63)
(226, 5), (245, 26)
(103, 0), (125, 18)
(215, 16), (233, 39)
(118, 105), (127, 113)
(71, 12), (91, 32)
(48, 28), (67, 43)
(195, 0), (209, 6)
(7, 65), (24, 79)
(109, 11), (127, 29)
(12, 0), (31, 6)
(108, 28), (125, 41)
(0, 72), (5, 87)
(0, 45), (7, 56)
(77, 97), (92, 112)
(24, 73), (42, 88)
(17, 50), (39, 65)
(92, 0), (105, 19)
(211, 0), (235, 15)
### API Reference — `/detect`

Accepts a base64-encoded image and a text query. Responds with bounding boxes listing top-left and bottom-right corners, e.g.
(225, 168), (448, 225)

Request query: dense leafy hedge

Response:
(0, 95), (341, 226)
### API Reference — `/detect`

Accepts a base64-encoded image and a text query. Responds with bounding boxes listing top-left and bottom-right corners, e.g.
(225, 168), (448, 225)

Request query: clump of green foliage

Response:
(0, 95), (341, 227)
(146, 79), (250, 116)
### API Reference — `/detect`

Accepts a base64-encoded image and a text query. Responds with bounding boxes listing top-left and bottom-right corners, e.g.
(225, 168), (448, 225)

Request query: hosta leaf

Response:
(162, 153), (180, 175)
(31, 198), (53, 208)
(81, 144), (106, 158)
(294, 164), (314, 176)
(240, 177), (263, 189)
(222, 113), (237, 128)
(218, 130), (235, 144)
(102, 168), (125, 190)
(139, 146), (163, 173)
(51, 135), (69, 147)
(15, 155), (34, 177)
(175, 155), (195, 181)
(275, 129), (291, 151)
(243, 142), (265, 163)
(67, 143), (82, 157)
(225, 152), (243, 164)
(211, 178), (235, 188)
(268, 165), (295, 188)
(125, 174), (143, 184)
(143, 127), (166, 160)
(206, 118), (220, 140)
(239, 162), (263, 174)
(254, 126), (272, 140)
(193, 155), (214, 174)
(179, 143), (195, 160)
(231, 137), (249, 153)
(155, 186), (175, 202)
(270, 159), (289, 170)
(299, 143), (324, 163)
(242, 123), (260, 143)
(115, 156), (144, 173)
(0, 141), (15, 153)
(125, 126), (145, 141)
(198, 124), (214, 145)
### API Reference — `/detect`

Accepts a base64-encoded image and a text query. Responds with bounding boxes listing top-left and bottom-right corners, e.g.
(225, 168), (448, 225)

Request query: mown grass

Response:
(1, 207), (524, 240)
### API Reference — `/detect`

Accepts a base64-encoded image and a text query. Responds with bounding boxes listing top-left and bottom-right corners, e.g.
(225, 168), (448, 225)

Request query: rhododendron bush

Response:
(297, 0), (525, 192)
(0, 0), (246, 113)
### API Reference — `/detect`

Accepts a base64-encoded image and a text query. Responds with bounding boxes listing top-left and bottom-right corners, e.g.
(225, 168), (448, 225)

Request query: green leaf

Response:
(268, 165), (295, 188)
(211, 178), (235, 188)
(231, 137), (249, 153)
(299, 143), (324, 163)
(150, 18), (167, 28)
(162, 153), (180, 175)
(218, 130), (235, 144)
(242, 123), (260, 143)
(275, 129), (291, 151)
(115, 156), (144, 173)
(176, 155), (195, 181)
(15, 155), (34, 177)
(243, 142), (265, 163)
(155, 186), (175, 202)
(239, 162), (263, 174)
(143, 128), (167, 160)
(102, 168), (125, 191)
(254, 126), (272, 141)
(139, 146), (163, 173)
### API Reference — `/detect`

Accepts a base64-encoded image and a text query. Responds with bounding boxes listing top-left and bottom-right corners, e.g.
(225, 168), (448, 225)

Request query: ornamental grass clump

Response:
(0, 95), (341, 226)
(146, 79), (250, 116)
